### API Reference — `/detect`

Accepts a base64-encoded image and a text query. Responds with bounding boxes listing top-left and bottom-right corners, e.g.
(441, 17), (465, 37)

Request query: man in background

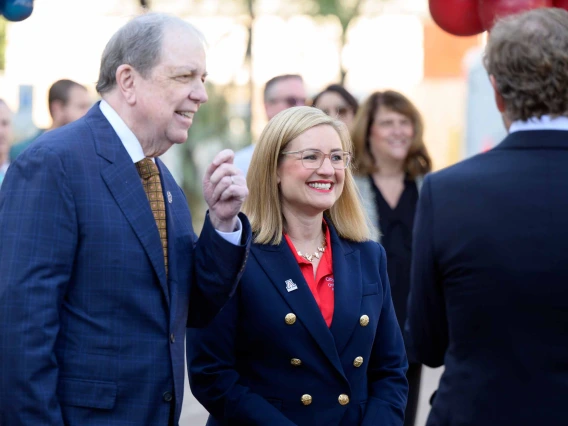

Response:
(406, 7), (568, 426)
(234, 74), (306, 176)
(0, 100), (12, 186)
(10, 79), (91, 160)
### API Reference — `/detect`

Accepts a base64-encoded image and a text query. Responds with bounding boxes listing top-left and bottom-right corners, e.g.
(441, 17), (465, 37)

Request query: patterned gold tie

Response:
(135, 158), (168, 276)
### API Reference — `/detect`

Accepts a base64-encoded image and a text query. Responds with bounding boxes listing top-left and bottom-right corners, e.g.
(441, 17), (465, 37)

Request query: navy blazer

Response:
(187, 222), (408, 426)
(0, 104), (251, 426)
(406, 130), (568, 426)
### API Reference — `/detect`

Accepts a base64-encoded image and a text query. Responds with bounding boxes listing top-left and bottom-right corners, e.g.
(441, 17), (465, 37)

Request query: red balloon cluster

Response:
(429, 0), (566, 36)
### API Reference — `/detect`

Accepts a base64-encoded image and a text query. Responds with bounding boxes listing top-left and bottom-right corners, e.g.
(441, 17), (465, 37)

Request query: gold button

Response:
(285, 313), (297, 325)
(353, 356), (363, 367)
(301, 394), (312, 406)
(359, 315), (369, 326)
(291, 358), (302, 366)
(338, 394), (350, 405)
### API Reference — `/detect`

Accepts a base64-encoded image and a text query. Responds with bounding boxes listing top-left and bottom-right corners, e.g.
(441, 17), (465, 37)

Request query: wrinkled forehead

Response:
(156, 25), (206, 69)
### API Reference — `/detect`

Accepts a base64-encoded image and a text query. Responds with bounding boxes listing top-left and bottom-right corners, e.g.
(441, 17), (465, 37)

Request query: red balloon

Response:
(479, 0), (553, 31)
(553, 0), (568, 9)
(429, 0), (485, 36)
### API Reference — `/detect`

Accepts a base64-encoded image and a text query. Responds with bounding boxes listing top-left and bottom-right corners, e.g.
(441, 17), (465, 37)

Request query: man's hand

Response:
(203, 149), (248, 232)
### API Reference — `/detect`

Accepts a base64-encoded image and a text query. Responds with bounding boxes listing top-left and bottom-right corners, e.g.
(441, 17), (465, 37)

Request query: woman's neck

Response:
(283, 208), (324, 245)
(373, 157), (405, 180)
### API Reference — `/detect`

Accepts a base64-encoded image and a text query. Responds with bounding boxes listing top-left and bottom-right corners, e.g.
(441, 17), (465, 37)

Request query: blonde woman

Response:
(187, 106), (408, 426)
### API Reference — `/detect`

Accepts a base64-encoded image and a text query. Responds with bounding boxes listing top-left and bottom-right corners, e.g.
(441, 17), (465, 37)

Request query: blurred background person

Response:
(234, 74), (306, 176)
(351, 90), (432, 426)
(0, 99), (13, 187)
(312, 84), (358, 131)
(406, 8), (568, 426)
(10, 79), (91, 160)
(187, 106), (408, 426)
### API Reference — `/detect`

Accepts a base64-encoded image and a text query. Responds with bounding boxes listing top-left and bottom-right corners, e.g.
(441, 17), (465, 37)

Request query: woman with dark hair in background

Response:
(313, 84), (359, 131)
(351, 90), (432, 426)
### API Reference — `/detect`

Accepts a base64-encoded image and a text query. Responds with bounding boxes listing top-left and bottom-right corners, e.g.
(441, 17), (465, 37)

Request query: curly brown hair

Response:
(351, 90), (431, 178)
(484, 8), (568, 122)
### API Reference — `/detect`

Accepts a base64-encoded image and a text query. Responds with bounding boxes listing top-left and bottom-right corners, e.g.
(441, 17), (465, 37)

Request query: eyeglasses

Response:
(318, 106), (352, 119)
(268, 97), (306, 107)
(280, 149), (351, 170)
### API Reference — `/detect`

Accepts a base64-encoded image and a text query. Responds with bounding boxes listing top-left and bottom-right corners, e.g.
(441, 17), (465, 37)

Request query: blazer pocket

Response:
(362, 282), (379, 296)
(58, 378), (117, 410)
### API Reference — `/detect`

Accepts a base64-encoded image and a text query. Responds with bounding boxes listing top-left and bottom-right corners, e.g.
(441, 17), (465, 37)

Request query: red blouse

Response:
(284, 224), (334, 327)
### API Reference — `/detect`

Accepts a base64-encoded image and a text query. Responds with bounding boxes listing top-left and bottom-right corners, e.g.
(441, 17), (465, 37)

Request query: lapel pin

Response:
(285, 279), (298, 292)
(167, 191), (173, 204)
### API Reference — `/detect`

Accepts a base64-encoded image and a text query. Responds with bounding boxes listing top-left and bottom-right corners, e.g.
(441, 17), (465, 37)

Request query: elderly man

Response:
(0, 13), (251, 426)
(406, 7), (568, 426)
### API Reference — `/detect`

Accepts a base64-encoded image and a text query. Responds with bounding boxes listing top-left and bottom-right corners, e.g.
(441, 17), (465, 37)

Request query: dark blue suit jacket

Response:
(187, 223), (408, 426)
(0, 105), (251, 426)
(406, 130), (568, 426)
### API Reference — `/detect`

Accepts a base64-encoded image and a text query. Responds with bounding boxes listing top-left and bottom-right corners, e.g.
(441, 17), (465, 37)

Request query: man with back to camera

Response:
(406, 7), (568, 426)
(0, 12), (251, 426)
(10, 79), (91, 160)
(233, 74), (306, 176)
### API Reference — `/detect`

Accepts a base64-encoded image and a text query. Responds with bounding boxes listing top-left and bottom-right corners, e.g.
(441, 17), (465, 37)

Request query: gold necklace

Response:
(297, 238), (327, 262)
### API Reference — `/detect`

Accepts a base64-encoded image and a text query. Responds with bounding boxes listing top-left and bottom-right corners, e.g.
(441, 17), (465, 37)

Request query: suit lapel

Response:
(88, 105), (169, 305)
(252, 241), (345, 377)
(329, 224), (362, 355)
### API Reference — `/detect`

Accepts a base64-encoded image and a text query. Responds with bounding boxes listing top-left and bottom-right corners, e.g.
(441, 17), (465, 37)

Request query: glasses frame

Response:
(280, 149), (352, 170)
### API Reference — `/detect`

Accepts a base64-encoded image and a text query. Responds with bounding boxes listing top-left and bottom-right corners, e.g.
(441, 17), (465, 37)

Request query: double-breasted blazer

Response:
(187, 222), (408, 426)
(0, 104), (251, 426)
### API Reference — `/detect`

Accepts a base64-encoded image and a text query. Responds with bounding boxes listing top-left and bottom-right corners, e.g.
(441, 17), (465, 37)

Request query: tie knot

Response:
(135, 158), (159, 180)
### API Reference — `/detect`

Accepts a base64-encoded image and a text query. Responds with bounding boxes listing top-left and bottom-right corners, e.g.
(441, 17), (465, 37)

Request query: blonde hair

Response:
(244, 106), (370, 245)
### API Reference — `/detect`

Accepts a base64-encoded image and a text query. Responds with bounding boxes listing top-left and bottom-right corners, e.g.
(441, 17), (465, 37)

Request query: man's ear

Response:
(116, 64), (137, 105)
(489, 75), (506, 113)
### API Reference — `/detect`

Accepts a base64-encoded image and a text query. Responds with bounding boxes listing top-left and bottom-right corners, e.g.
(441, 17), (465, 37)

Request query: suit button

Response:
(301, 394), (312, 406)
(359, 315), (369, 326)
(285, 313), (297, 325)
(353, 356), (363, 367)
(170, 333), (175, 343)
(338, 394), (350, 405)
(290, 358), (302, 366)
(163, 391), (173, 402)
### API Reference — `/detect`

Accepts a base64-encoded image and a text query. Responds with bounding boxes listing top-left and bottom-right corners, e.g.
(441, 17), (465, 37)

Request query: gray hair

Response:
(96, 13), (205, 94)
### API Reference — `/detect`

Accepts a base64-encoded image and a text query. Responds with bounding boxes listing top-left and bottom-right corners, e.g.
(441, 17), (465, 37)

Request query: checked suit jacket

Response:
(0, 104), (251, 426)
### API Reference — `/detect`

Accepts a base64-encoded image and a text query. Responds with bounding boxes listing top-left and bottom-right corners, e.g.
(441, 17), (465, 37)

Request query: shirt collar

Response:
(99, 99), (147, 163)
(509, 115), (568, 134)
(0, 161), (9, 174)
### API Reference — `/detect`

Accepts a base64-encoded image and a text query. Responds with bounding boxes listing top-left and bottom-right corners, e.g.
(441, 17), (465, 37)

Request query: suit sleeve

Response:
(186, 294), (297, 426)
(187, 211), (252, 328)
(0, 145), (77, 425)
(362, 245), (409, 426)
(405, 174), (448, 367)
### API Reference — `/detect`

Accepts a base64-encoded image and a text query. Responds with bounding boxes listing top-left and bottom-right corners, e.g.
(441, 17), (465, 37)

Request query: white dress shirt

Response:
(509, 115), (568, 133)
(99, 100), (242, 245)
